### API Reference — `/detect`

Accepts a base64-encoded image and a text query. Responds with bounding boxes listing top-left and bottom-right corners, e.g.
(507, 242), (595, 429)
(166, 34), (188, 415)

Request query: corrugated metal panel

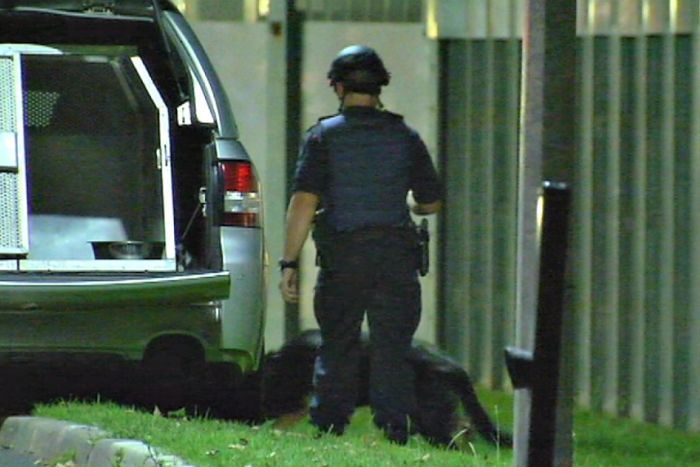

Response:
(574, 0), (595, 411)
(574, 0), (699, 430)
(440, 32), (520, 388)
(296, 0), (421, 22)
(442, 0), (700, 432)
(183, 0), (422, 22)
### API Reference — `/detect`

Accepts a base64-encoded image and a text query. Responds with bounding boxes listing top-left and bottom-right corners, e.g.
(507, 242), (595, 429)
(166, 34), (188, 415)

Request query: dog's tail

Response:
(448, 370), (513, 447)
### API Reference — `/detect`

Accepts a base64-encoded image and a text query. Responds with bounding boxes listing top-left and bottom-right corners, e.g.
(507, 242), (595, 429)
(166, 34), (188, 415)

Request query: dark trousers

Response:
(309, 228), (421, 434)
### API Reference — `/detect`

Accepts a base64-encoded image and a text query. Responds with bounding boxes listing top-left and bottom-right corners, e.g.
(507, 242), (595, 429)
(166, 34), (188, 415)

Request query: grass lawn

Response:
(34, 388), (700, 467)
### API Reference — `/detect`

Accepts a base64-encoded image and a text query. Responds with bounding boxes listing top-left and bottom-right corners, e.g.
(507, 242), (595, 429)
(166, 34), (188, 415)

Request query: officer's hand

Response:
(279, 268), (299, 304)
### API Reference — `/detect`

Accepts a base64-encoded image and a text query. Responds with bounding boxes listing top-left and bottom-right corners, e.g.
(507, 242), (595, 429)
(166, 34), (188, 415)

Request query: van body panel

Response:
(0, 305), (221, 362)
(219, 227), (265, 357)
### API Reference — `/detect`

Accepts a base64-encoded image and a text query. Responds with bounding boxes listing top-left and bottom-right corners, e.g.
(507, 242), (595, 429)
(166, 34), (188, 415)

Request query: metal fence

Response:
(295, 0), (421, 22)
(440, 37), (521, 392)
(440, 0), (700, 432)
(181, 0), (422, 22)
(574, 0), (700, 432)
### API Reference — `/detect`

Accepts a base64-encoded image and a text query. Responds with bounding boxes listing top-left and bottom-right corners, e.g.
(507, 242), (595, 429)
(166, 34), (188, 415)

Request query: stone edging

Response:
(0, 416), (194, 466)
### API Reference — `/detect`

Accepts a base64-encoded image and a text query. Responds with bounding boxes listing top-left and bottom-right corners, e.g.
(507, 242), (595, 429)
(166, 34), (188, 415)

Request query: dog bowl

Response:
(91, 241), (165, 260)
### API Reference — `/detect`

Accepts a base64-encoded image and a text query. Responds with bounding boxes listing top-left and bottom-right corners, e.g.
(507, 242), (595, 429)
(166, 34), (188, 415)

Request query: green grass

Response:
(33, 389), (700, 467)
(574, 409), (700, 466)
(34, 395), (512, 467)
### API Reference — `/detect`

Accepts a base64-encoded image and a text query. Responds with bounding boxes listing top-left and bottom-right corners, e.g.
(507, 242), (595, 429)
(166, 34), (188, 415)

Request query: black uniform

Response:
(292, 106), (441, 441)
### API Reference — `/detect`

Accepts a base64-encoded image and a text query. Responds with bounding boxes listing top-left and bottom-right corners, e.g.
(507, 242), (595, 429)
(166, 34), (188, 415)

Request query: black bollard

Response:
(506, 181), (571, 466)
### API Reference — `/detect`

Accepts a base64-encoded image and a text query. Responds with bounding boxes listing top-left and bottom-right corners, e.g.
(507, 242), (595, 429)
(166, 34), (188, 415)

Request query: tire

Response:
(136, 342), (205, 412)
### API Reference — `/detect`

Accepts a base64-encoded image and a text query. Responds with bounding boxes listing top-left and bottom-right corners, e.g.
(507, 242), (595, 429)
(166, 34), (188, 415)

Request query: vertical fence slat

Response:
(442, 41), (474, 367)
(657, 0), (676, 427)
(467, 39), (488, 377)
(499, 0), (521, 388)
(481, 1), (496, 386)
(672, 31), (692, 430)
(574, 0), (594, 408)
(591, 32), (608, 412)
(464, 41), (476, 371)
(626, 0), (648, 422)
(618, 34), (636, 418)
(602, 0), (622, 416)
(644, 13), (665, 423)
(487, 34), (518, 391)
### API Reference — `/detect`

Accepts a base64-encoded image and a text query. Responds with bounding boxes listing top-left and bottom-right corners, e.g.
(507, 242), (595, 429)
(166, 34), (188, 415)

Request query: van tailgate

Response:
(0, 271), (230, 310)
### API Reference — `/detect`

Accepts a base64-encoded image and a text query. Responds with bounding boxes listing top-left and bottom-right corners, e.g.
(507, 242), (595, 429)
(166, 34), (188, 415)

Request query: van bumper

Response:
(0, 271), (230, 310)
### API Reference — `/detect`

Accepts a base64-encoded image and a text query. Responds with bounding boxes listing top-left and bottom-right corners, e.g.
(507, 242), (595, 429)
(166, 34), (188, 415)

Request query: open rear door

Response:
(2, 46), (177, 272)
(0, 52), (29, 266)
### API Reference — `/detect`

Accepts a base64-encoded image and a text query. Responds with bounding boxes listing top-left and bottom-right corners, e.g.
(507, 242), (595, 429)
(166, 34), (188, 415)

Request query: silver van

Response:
(0, 0), (265, 411)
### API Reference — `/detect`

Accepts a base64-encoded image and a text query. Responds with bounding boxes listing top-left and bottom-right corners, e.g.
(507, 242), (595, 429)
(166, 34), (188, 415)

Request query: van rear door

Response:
(0, 45), (231, 307)
(2, 46), (178, 272)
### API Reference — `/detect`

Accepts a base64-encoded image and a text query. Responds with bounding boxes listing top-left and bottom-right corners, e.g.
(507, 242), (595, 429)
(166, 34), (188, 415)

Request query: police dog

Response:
(261, 329), (512, 448)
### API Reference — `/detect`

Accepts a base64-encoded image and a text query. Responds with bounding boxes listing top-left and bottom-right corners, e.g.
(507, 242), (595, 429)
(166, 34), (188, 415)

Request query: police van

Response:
(0, 0), (265, 410)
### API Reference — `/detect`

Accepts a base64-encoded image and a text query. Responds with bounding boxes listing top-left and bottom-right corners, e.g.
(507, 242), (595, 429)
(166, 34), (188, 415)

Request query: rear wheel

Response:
(136, 337), (205, 412)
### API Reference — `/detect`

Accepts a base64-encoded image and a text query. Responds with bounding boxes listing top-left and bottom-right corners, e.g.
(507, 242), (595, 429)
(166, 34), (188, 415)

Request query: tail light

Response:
(220, 161), (260, 227)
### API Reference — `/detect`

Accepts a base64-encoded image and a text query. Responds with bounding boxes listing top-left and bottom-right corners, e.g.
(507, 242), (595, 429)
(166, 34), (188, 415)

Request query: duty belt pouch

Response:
(415, 219), (430, 276)
(312, 211), (336, 269)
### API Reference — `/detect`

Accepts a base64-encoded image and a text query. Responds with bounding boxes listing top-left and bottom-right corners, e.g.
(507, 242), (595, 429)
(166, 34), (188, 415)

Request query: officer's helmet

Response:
(327, 45), (390, 95)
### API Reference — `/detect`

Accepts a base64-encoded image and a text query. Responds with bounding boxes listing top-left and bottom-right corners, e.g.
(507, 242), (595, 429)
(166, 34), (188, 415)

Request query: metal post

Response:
(284, 0), (303, 340)
(509, 0), (576, 466)
(506, 183), (573, 467)
(529, 183), (571, 465)
(266, 0), (305, 342)
(265, 0), (290, 347)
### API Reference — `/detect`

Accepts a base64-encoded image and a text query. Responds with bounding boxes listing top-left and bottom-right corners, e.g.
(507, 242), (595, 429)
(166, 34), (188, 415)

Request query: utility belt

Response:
(313, 218), (430, 276)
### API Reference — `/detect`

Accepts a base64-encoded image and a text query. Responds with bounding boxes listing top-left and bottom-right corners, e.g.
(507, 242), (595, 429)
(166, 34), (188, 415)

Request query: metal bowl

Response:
(91, 241), (165, 260)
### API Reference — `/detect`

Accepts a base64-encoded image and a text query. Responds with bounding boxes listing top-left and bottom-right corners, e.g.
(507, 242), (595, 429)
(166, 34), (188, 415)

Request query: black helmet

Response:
(327, 45), (390, 95)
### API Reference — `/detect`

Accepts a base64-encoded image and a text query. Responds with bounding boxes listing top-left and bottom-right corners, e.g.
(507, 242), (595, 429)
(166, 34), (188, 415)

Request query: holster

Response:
(415, 219), (430, 276)
(312, 211), (335, 270)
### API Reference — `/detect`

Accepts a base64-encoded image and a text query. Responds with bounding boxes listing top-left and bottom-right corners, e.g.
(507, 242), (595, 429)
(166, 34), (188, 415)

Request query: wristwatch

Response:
(278, 259), (299, 271)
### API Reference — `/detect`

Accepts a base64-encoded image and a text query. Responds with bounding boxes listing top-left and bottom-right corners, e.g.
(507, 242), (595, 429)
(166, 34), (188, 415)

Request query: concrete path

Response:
(0, 416), (195, 467)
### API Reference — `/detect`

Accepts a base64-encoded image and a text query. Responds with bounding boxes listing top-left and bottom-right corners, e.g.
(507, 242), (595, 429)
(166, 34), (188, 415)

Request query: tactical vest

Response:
(315, 107), (416, 233)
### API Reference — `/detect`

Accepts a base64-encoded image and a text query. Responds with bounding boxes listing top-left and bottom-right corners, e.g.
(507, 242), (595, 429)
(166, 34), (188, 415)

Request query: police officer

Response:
(279, 45), (442, 444)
